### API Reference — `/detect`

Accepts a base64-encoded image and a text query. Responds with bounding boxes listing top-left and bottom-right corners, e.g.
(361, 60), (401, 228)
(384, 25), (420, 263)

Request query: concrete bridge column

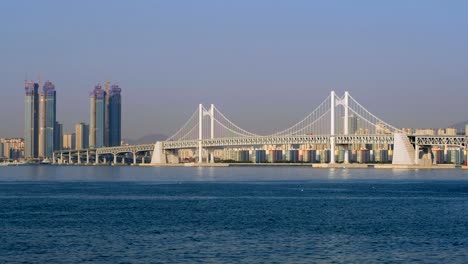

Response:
(121, 155), (125, 164)
(60, 152), (63, 164)
(104, 156), (107, 164)
(330, 91), (336, 164)
(344, 145), (349, 164)
(414, 144), (420, 165)
(113, 153), (118, 164)
(77, 152), (81, 164)
(86, 150), (90, 164)
(68, 153), (72, 164)
(52, 152), (56, 164)
(210, 149), (215, 163)
(141, 153), (146, 164)
(133, 152), (137, 165)
(198, 104), (203, 164)
(95, 154), (99, 164)
(444, 144), (448, 163)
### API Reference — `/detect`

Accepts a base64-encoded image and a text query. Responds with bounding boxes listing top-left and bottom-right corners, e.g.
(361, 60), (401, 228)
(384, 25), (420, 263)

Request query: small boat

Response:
(39, 158), (52, 165)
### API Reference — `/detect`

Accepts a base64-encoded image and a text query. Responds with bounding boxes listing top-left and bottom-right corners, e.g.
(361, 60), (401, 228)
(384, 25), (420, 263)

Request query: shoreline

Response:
(5, 163), (466, 170)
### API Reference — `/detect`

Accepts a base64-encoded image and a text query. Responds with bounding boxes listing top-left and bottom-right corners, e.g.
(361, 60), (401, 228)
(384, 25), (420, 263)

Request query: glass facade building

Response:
(24, 82), (39, 158)
(108, 85), (122, 147)
(38, 81), (56, 158)
(89, 85), (106, 148)
(54, 122), (63, 151)
(89, 83), (122, 148)
(75, 122), (89, 150)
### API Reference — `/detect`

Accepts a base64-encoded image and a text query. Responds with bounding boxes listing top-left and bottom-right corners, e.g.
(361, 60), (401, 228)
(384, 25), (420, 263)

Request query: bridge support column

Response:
(133, 152), (137, 165)
(209, 149), (215, 163)
(198, 104), (203, 163)
(330, 91), (336, 164)
(77, 152), (81, 164)
(86, 150), (90, 164)
(114, 154), (118, 164)
(343, 91), (349, 164)
(68, 153), (72, 164)
(151, 142), (166, 164)
(95, 154), (99, 164)
(60, 152), (63, 164)
(414, 144), (420, 165)
(344, 145), (349, 164)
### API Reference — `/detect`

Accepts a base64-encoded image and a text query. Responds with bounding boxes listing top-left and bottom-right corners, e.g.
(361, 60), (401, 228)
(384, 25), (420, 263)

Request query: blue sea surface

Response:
(1, 166), (468, 263)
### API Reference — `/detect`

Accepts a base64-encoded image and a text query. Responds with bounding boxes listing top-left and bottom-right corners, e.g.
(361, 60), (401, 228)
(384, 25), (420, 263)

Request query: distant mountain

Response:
(122, 133), (168, 145)
(450, 120), (468, 134)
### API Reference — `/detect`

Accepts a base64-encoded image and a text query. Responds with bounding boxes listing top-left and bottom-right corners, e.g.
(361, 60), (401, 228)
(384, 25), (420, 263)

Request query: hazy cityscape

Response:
(1, 84), (467, 165)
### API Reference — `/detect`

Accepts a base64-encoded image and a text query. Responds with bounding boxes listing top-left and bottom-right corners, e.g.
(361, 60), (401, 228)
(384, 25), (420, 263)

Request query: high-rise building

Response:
(348, 114), (358, 134)
(89, 85), (106, 148)
(54, 122), (63, 150)
(89, 83), (122, 148)
(38, 81), (56, 158)
(1, 138), (25, 160)
(24, 81), (39, 158)
(63, 133), (76, 150)
(108, 84), (122, 146)
(75, 122), (89, 150)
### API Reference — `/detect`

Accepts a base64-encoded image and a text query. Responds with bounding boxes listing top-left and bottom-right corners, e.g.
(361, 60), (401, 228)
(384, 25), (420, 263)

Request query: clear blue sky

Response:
(1, 0), (467, 138)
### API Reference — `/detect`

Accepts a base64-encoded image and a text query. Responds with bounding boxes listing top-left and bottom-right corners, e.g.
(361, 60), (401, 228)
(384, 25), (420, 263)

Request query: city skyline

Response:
(1, 1), (468, 139)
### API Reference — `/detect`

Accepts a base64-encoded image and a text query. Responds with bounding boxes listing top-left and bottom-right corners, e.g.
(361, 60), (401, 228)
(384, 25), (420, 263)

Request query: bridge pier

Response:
(95, 154), (99, 164)
(330, 91), (336, 164)
(209, 149), (215, 163)
(414, 144), (420, 165)
(113, 153), (118, 164)
(344, 145), (350, 164)
(133, 152), (137, 165)
(151, 142), (166, 164)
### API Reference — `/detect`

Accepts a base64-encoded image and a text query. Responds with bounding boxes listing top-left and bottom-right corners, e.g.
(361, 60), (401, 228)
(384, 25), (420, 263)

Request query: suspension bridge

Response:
(53, 91), (467, 166)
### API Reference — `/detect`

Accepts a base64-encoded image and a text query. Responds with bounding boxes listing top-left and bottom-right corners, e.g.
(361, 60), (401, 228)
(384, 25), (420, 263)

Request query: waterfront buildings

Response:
(75, 122), (89, 150)
(63, 133), (76, 150)
(414, 129), (436, 135)
(24, 81), (39, 158)
(437, 128), (457, 136)
(0, 138), (24, 160)
(38, 81), (57, 158)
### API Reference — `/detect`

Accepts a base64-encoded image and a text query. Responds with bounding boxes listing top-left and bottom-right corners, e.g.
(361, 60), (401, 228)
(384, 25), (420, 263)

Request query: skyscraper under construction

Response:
(24, 81), (39, 158)
(89, 84), (106, 148)
(38, 81), (57, 158)
(89, 83), (122, 148)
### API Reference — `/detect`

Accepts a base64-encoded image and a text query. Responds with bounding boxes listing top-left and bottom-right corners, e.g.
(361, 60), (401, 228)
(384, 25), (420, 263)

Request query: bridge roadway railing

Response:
(95, 144), (155, 155)
(53, 134), (468, 159)
(162, 134), (395, 149)
(410, 135), (466, 148)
